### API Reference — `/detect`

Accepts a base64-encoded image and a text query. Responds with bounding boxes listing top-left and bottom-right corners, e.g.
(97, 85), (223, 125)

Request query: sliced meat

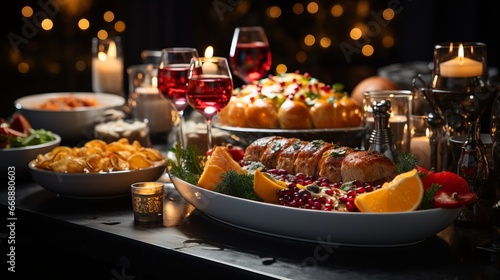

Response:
(318, 146), (355, 183)
(276, 139), (307, 174)
(243, 136), (283, 162)
(340, 150), (397, 185)
(294, 140), (334, 177)
(260, 137), (299, 168)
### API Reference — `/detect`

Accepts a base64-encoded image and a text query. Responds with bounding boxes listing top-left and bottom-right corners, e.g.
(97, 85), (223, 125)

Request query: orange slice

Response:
(354, 169), (424, 212)
(197, 146), (247, 191)
(253, 168), (288, 204)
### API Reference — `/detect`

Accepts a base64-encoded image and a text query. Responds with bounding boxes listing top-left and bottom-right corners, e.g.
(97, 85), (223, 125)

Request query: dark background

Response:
(2, 0), (499, 119)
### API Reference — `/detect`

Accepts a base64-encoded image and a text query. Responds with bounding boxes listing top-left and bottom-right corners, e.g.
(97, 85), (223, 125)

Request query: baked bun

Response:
(277, 98), (313, 129)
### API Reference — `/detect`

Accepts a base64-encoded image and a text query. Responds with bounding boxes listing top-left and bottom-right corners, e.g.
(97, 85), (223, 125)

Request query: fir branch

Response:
(396, 152), (418, 174)
(418, 183), (441, 210)
(214, 171), (262, 201)
(167, 143), (205, 185)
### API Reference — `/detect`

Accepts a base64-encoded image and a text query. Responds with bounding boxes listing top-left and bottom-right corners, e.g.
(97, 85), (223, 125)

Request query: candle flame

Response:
(108, 41), (117, 58)
(458, 44), (464, 63)
(205, 46), (214, 58)
(98, 51), (107, 61)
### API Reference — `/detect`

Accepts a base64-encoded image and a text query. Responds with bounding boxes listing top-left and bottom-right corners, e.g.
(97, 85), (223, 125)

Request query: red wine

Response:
(157, 64), (189, 112)
(187, 75), (233, 119)
(230, 42), (271, 83)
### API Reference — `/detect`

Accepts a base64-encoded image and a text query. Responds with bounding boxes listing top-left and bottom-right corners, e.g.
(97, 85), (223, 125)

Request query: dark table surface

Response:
(1, 172), (500, 280)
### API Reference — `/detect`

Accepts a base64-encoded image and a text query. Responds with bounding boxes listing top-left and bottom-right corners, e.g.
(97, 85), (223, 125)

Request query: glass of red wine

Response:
(229, 26), (272, 84)
(157, 47), (199, 148)
(187, 57), (233, 152)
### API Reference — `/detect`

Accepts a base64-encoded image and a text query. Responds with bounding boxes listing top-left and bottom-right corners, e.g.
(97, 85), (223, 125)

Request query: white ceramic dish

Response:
(212, 119), (366, 148)
(0, 134), (61, 174)
(29, 161), (166, 198)
(170, 175), (463, 247)
(15, 92), (125, 144)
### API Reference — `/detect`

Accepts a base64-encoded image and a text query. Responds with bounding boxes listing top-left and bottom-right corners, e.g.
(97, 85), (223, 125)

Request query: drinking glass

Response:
(157, 47), (199, 148)
(229, 26), (272, 84)
(187, 57), (233, 152)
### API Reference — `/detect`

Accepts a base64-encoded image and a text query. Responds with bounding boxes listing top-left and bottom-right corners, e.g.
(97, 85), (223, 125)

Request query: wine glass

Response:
(229, 26), (272, 84)
(157, 47), (199, 148)
(187, 57), (233, 152)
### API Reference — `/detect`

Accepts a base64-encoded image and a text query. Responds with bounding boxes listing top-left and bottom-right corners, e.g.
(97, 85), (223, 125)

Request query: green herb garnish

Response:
(214, 171), (261, 201)
(167, 143), (205, 185)
(418, 183), (441, 210)
(395, 152), (418, 174)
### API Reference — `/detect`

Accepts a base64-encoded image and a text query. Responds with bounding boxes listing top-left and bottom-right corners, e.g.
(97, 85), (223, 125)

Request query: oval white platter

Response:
(170, 175), (462, 247)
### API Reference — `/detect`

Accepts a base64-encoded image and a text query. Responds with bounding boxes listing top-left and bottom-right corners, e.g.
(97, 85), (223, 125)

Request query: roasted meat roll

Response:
(318, 146), (355, 183)
(260, 137), (300, 168)
(243, 136), (283, 162)
(340, 150), (397, 184)
(243, 137), (397, 184)
(294, 140), (334, 177)
(276, 139), (308, 174)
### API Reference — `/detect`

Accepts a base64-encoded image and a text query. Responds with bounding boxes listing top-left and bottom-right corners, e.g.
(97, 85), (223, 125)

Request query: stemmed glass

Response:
(229, 26), (272, 84)
(157, 47), (199, 148)
(187, 57), (233, 152)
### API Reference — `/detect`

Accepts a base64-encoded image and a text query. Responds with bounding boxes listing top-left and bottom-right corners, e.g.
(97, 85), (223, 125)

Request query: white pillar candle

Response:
(92, 40), (124, 95)
(439, 44), (483, 78)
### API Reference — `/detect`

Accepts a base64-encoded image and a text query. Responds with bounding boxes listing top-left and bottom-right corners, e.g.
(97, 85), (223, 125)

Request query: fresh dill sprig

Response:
(167, 143), (205, 185)
(214, 171), (262, 201)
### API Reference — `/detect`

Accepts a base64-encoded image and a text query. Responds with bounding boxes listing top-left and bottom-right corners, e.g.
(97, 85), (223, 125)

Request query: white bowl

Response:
(15, 92), (125, 144)
(0, 134), (61, 174)
(29, 161), (166, 198)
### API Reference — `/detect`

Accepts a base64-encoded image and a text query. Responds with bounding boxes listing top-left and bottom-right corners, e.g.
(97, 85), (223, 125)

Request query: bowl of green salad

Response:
(1, 113), (61, 174)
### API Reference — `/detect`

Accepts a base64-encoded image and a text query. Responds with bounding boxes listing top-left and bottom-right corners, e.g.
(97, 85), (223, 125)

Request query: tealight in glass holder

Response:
(131, 182), (164, 226)
(432, 42), (489, 92)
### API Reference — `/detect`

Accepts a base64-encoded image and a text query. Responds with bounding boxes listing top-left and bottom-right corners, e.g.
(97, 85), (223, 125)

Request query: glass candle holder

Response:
(432, 42), (489, 91)
(131, 182), (164, 225)
(362, 90), (412, 154)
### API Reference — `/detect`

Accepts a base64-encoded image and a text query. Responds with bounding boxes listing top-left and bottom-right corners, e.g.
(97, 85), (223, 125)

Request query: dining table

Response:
(1, 153), (500, 280)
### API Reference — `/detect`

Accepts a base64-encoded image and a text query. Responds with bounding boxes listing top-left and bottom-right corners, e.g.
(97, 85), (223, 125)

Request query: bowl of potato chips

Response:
(28, 138), (166, 198)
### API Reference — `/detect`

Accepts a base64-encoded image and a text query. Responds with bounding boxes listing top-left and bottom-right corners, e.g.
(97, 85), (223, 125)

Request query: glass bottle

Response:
(457, 121), (489, 192)
(368, 100), (397, 162)
(455, 121), (490, 227)
(492, 90), (500, 201)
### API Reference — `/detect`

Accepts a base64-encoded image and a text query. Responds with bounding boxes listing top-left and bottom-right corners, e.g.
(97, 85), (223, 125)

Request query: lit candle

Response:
(92, 40), (124, 95)
(439, 44), (483, 78)
(202, 46), (217, 74)
(410, 136), (431, 170)
(202, 60), (218, 74)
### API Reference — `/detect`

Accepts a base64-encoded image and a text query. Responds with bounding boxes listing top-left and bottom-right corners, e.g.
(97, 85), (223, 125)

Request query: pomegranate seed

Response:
(346, 201), (357, 212)
(355, 187), (365, 193)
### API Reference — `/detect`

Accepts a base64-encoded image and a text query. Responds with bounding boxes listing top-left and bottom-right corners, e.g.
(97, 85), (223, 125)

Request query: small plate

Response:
(212, 119), (366, 148)
(29, 161), (166, 198)
(170, 175), (463, 247)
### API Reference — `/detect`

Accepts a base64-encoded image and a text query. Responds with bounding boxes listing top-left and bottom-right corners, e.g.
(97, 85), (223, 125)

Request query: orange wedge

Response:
(197, 146), (247, 191)
(354, 169), (424, 212)
(253, 168), (288, 204)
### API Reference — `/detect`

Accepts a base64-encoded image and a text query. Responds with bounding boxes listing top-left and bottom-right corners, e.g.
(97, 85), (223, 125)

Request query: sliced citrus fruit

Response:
(253, 168), (288, 204)
(354, 169), (424, 212)
(197, 146), (247, 191)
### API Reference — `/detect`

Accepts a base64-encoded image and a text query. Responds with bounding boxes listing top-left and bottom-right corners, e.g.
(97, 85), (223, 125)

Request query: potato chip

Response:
(128, 153), (154, 169)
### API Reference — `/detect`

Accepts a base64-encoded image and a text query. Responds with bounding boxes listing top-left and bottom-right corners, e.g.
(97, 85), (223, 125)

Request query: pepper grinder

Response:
(368, 99), (397, 162)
